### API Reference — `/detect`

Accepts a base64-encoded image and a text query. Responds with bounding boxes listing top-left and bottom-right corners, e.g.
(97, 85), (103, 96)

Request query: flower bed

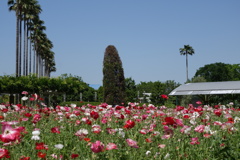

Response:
(0, 102), (240, 159)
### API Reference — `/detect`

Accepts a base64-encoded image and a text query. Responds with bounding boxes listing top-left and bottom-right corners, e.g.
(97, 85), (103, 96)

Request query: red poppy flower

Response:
(83, 138), (91, 142)
(35, 142), (48, 150)
(0, 115), (4, 120)
(0, 148), (10, 158)
(123, 120), (135, 129)
(1, 108), (8, 113)
(51, 127), (60, 134)
(20, 156), (30, 160)
(160, 94), (169, 99)
(164, 117), (176, 125)
(228, 118), (234, 123)
(71, 154), (79, 159)
(24, 113), (32, 117)
(37, 152), (46, 158)
(214, 109), (222, 117)
(90, 111), (99, 120)
(145, 138), (152, 143)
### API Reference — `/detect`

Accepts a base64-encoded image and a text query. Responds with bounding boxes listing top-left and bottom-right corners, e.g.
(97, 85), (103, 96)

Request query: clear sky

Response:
(0, 1), (240, 86)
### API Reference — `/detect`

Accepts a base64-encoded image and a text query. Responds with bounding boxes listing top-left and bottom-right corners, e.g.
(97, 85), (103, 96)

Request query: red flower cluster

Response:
(160, 94), (169, 99)
(123, 120), (135, 129)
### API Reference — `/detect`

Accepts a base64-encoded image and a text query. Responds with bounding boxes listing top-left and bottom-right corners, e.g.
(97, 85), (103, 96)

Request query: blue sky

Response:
(0, 1), (240, 86)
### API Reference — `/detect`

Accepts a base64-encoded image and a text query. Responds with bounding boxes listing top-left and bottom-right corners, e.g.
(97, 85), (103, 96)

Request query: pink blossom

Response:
(194, 125), (205, 133)
(126, 139), (139, 148)
(139, 128), (149, 134)
(106, 143), (118, 150)
(175, 119), (184, 127)
(196, 101), (202, 105)
(106, 128), (116, 134)
(180, 125), (192, 134)
(21, 91), (28, 95)
(190, 137), (200, 145)
(90, 140), (105, 153)
(0, 125), (23, 143)
(92, 125), (101, 134)
(161, 126), (173, 139)
(75, 129), (88, 140)
(158, 144), (166, 148)
(213, 121), (222, 126)
(32, 114), (41, 124)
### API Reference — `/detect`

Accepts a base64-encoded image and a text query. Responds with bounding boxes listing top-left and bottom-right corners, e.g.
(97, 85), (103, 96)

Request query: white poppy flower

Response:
(54, 144), (64, 149)
(22, 96), (28, 101)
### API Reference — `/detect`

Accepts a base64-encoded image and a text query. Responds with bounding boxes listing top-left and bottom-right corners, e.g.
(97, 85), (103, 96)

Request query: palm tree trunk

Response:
(186, 53), (188, 82)
(29, 37), (32, 74)
(25, 21), (29, 76)
(16, 15), (19, 77)
(19, 17), (22, 76)
(23, 20), (26, 76)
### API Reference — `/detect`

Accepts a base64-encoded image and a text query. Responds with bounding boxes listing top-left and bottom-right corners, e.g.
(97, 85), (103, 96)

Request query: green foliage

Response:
(194, 62), (240, 82)
(103, 45), (126, 105)
(0, 74), (95, 104)
(125, 77), (137, 103)
(136, 80), (180, 105)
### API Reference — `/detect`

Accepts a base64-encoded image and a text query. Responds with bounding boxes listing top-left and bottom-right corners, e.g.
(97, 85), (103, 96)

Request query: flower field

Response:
(0, 98), (240, 159)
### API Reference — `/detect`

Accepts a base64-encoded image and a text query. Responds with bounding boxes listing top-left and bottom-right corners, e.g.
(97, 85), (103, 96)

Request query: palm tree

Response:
(179, 45), (195, 82)
(22, 0), (42, 76)
(8, 0), (21, 77)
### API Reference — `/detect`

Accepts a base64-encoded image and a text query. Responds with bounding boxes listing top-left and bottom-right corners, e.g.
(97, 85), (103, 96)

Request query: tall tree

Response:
(103, 45), (126, 105)
(8, 0), (21, 77)
(179, 44), (195, 82)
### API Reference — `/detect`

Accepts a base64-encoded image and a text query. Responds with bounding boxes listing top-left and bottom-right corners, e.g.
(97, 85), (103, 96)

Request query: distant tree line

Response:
(0, 74), (95, 105)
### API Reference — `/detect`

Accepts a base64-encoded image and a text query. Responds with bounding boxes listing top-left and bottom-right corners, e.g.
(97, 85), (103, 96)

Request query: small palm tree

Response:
(179, 45), (195, 82)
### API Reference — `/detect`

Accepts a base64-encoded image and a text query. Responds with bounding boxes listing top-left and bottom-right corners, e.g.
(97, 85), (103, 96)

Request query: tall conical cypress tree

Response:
(103, 45), (125, 105)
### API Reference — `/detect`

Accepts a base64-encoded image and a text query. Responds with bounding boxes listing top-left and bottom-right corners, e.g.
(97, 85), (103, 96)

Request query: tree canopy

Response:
(194, 62), (240, 82)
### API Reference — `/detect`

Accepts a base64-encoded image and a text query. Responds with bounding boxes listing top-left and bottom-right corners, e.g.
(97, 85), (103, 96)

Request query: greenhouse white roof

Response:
(169, 81), (240, 95)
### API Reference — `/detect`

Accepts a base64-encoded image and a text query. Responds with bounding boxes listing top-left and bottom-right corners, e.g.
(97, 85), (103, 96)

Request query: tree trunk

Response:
(186, 53), (188, 82)
(19, 17), (22, 76)
(16, 15), (19, 77)
(23, 20), (26, 76)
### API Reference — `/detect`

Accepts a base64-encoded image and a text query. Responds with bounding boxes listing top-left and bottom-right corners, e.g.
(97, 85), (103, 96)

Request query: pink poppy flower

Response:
(32, 114), (41, 124)
(139, 128), (149, 134)
(90, 140), (105, 153)
(194, 125), (205, 133)
(158, 144), (166, 148)
(0, 125), (23, 143)
(106, 128), (116, 134)
(106, 143), (118, 150)
(180, 125), (192, 134)
(0, 148), (10, 158)
(75, 129), (88, 140)
(161, 126), (174, 139)
(101, 117), (108, 124)
(196, 101), (202, 105)
(22, 91), (28, 95)
(190, 137), (200, 145)
(126, 138), (139, 148)
(92, 125), (101, 134)
(175, 119), (184, 127)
